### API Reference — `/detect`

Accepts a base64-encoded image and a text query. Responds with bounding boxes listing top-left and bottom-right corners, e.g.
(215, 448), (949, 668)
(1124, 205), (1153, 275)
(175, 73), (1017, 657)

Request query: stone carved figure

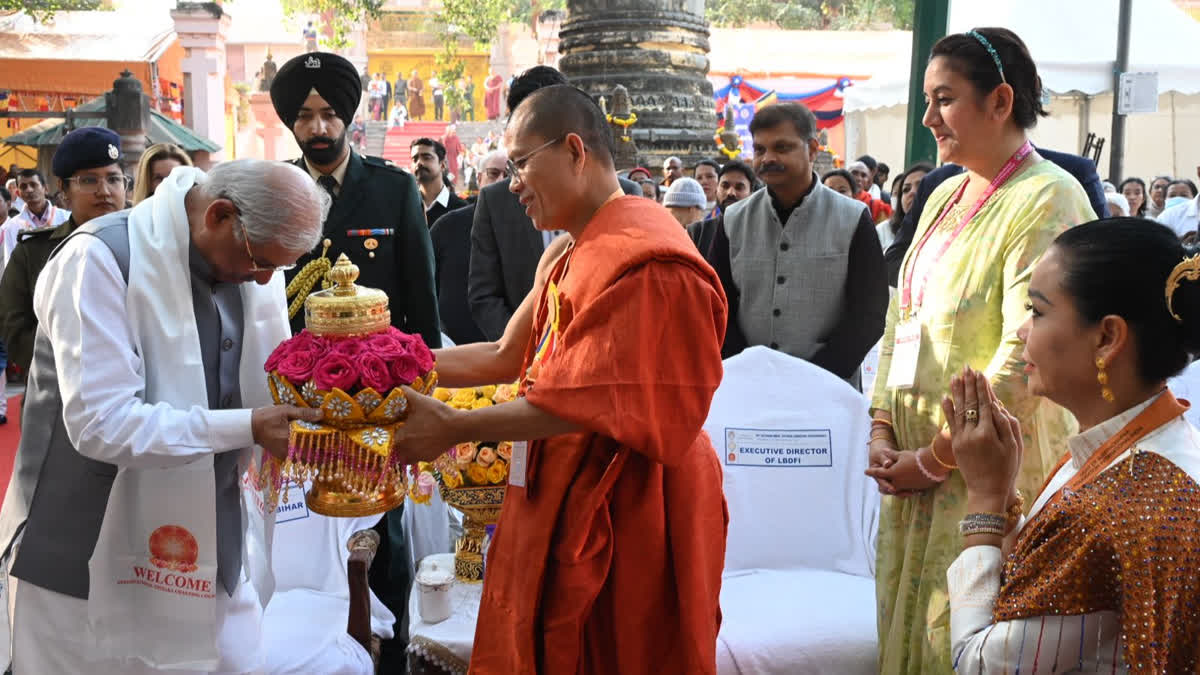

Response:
(259, 53), (277, 92)
(602, 84), (638, 170)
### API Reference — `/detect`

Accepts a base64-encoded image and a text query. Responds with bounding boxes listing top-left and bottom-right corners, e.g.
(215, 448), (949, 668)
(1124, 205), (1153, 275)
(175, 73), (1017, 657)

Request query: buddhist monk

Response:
(392, 84), (729, 673)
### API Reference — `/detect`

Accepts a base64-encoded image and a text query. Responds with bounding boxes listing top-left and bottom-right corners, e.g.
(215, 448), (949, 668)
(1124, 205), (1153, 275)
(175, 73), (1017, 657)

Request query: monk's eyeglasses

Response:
(225, 197), (296, 273)
(507, 136), (564, 184)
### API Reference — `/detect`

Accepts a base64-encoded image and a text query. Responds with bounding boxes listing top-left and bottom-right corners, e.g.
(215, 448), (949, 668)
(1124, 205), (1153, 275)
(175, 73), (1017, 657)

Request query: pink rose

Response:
(366, 332), (409, 361)
(294, 330), (328, 351)
(401, 334), (435, 374)
(264, 342), (287, 373)
(313, 353), (359, 391)
(359, 353), (393, 392)
(265, 331), (328, 371)
(330, 339), (365, 357)
(266, 331), (330, 384)
(276, 349), (321, 383)
(389, 357), (421, 386)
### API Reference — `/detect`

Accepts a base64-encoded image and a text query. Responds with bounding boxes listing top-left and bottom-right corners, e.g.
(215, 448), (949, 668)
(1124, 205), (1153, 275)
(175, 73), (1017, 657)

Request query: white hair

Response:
(199, 159), (329, 252)
(1105, 191), (1130, 217)
(482, 149), (508, 168)
(847, 160), (869, 173)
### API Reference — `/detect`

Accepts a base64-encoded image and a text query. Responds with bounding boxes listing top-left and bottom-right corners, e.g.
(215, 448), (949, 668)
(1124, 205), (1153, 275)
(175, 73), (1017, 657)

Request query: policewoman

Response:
(0, 127), (128, 376)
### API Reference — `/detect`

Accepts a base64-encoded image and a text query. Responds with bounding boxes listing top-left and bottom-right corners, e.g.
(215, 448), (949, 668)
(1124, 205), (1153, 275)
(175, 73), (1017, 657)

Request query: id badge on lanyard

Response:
(890, 141), (1033, 390)
(886, 319), (922, 390)
(509, 441), (529, 487)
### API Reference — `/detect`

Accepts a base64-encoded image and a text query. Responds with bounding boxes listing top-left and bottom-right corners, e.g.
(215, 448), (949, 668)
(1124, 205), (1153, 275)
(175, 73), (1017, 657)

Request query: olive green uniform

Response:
(287, 152), (441, 349)
(0, 217), (77, 375)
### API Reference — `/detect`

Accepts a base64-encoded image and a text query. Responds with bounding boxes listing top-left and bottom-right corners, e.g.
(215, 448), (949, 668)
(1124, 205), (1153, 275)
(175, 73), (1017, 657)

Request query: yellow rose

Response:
(450, 389), (478, 409)
(479, 385), (498, 399)
(466, 464), (488, 485)
(486, 461), (507, 484)
(471, 397), (494, 410)
(432, 388), (452, 402)
(441, 468), (462, 489)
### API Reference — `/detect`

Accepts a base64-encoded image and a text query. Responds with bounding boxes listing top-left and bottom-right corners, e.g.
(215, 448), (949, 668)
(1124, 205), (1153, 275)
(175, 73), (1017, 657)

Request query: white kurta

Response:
(947, 396), (1200, 672)
(10, 175), (282, 672)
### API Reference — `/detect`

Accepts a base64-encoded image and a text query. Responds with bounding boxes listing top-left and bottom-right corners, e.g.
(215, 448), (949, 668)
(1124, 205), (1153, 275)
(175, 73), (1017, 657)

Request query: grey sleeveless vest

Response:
(3, 211), (245, 599)
(724, 180), (868, 386)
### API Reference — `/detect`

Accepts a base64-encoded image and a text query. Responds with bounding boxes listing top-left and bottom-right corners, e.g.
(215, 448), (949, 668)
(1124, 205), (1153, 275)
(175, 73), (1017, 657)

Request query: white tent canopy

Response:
(845, 0), (1200, 113)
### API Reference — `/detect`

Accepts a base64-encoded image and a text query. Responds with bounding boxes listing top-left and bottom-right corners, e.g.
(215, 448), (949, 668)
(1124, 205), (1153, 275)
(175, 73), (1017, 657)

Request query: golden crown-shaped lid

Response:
(305, 254), (391, 337)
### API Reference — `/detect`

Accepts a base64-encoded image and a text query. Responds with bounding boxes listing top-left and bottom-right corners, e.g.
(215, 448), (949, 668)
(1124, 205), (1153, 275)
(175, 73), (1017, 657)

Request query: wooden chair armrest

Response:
(346, 528), (380, 657)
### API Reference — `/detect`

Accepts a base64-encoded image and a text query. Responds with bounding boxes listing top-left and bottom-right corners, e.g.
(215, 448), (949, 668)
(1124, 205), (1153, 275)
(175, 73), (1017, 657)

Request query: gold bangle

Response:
(930, 442), (958, 470)
(1005, 490), (1025, 532)
(871, 418), (893, 428)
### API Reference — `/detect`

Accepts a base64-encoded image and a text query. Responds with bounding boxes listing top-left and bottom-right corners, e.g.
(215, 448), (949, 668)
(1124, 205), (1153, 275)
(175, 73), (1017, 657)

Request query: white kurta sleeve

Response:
(947, 545), (1004, 672)
(34, 235), (255, 470)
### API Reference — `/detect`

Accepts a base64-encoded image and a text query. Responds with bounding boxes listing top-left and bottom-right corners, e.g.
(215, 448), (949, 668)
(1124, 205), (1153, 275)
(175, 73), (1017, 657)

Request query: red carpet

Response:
(381, 121), (450, 166)
(0, 396), (20, 503)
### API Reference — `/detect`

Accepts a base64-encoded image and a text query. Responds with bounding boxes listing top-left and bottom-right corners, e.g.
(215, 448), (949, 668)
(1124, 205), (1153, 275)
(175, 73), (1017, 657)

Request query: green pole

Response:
(904, 0), (950, 168)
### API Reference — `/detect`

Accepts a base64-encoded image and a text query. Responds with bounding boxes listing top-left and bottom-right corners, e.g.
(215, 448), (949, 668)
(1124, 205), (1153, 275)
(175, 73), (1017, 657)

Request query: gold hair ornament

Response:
(1165, 253), (1200, 323)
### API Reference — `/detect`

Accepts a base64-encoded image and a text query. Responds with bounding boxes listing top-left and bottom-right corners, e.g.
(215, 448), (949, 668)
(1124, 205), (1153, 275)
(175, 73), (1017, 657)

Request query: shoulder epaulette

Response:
(363, 155), (406, 174)
(17, 226), (55, 243)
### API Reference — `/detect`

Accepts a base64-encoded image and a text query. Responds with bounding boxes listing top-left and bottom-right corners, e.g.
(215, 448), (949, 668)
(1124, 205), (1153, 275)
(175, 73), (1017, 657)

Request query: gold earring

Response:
(1096, 357), (1115, 402)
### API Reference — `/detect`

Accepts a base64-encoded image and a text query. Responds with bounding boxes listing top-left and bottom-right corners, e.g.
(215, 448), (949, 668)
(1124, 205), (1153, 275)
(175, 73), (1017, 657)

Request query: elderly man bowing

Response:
(394, 85), (729, 674)
(2, 159), (326, 673)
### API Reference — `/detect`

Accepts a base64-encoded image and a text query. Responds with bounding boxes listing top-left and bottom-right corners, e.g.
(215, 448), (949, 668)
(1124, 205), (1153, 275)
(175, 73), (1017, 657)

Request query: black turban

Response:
(269, 52), (361, 129)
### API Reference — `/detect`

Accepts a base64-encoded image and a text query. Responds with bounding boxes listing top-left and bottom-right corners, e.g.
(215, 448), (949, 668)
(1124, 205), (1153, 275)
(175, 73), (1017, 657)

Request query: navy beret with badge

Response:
(52, 126), (122, 180)
(270, 51), (362, 129)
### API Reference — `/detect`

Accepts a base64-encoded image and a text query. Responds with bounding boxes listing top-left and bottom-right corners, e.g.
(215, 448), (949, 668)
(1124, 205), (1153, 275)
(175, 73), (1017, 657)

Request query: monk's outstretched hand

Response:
(253, 405), (323, 460)
(392, 386), (462, 465)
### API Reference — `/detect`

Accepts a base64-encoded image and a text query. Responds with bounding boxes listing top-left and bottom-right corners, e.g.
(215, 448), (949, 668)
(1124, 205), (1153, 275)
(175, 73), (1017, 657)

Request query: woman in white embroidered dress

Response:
(944, 217), (1200, 673)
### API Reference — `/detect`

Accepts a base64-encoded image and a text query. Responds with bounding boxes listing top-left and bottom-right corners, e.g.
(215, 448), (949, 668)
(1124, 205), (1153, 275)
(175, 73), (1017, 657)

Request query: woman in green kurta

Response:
(866, 29), (1096, 673)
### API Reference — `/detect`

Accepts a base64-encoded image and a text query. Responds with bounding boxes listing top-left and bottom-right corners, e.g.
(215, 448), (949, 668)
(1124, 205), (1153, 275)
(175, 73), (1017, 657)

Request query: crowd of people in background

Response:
(4, 32), (1200, 673)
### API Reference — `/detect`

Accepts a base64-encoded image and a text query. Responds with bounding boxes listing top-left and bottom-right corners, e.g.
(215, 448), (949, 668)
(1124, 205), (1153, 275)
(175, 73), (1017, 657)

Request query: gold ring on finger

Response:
(964, 409), (979, 423)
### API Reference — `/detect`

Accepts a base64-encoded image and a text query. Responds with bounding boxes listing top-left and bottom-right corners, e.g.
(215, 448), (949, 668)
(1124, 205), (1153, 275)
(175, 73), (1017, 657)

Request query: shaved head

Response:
(509, 85), (615, 167)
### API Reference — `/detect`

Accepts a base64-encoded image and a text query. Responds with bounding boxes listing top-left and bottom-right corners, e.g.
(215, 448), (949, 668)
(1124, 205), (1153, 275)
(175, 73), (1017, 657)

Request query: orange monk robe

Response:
(469, 196), (729, 674)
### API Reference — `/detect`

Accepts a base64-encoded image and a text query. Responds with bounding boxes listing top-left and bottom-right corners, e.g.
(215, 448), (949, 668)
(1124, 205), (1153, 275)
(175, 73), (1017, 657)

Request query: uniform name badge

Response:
(886, 319), (922, 390)
(509, 441), (529, 487)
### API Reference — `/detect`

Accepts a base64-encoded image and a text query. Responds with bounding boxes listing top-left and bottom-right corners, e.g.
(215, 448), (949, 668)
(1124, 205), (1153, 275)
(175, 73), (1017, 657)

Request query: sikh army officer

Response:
(269, 51), (440, 348)
(269, 51), (440, 670)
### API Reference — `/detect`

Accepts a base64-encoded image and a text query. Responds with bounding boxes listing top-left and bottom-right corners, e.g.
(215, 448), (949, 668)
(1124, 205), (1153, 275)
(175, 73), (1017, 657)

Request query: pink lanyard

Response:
(900, 140), (1033, 318)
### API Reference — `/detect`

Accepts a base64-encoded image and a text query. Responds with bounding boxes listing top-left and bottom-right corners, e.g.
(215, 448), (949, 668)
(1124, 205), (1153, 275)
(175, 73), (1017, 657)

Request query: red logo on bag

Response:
(148, 525), (199, 574)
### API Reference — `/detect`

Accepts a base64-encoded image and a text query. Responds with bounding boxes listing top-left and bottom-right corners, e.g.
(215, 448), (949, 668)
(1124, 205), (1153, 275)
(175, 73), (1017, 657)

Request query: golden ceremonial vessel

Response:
(441, 484), (507, 583)
(266, 254), (438, 517)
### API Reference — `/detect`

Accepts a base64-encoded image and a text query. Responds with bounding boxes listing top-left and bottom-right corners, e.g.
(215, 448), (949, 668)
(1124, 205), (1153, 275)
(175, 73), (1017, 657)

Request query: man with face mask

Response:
(689, 103), (887, 386)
